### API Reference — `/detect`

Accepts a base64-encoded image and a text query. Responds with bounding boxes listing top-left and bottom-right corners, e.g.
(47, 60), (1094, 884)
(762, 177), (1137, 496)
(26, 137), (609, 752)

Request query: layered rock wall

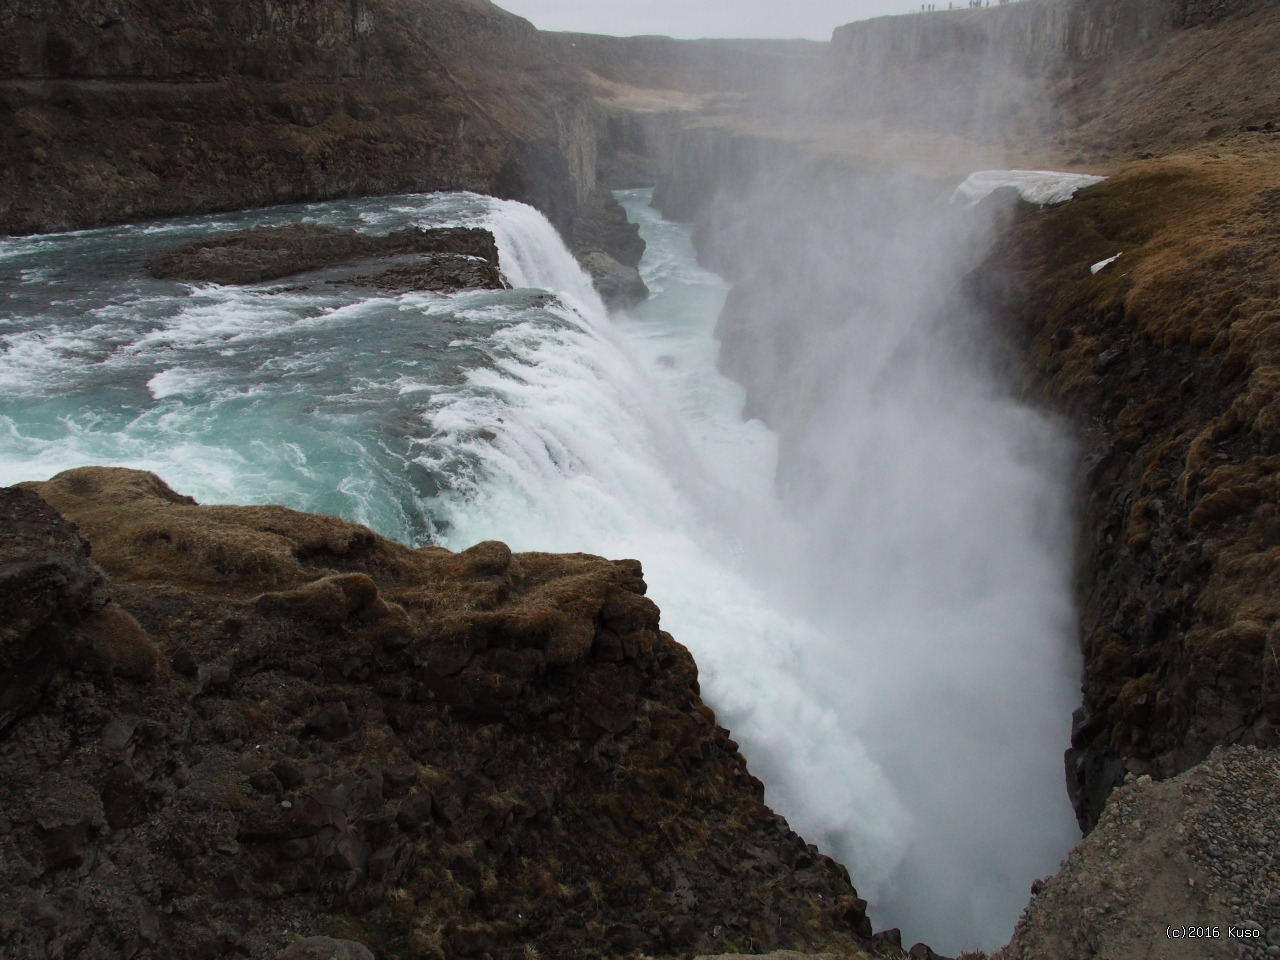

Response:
(830, 0), (1185, 75)
(0, 0), (600, 237)
(823, 0), (1276, 154)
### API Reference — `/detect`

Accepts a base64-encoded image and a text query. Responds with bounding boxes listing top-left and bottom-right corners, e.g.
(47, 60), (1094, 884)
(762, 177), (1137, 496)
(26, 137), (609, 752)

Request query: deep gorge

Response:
(3, 0), (1280, 958)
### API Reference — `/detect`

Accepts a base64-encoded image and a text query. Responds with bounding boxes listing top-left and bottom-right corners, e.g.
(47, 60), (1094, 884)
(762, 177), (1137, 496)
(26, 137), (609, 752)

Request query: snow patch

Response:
(953, 170), (1107, 208)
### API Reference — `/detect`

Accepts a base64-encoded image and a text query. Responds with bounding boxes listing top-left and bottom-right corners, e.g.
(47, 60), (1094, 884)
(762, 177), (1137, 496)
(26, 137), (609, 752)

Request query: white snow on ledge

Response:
(952, 169), (1107, 208)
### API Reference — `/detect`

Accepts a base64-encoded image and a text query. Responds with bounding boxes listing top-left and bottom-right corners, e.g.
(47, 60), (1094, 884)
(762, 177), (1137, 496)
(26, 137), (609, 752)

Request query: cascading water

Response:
(0, 186), (1078, 952)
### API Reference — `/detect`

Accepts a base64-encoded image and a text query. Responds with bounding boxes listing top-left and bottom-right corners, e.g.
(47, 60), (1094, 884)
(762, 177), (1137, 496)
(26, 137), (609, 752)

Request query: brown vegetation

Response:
(0, 467), (878, 960)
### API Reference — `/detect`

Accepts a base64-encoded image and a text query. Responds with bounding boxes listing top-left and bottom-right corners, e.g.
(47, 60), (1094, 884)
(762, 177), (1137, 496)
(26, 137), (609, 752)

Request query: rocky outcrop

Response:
(0, 0), (598, 237)
(0, 466), (878, 960)
(146, 224), (505, 291)
(970, 146), (1280, 831)
(569, 186), (648, 307)
(0, 487), (116, 733)
(996, 745), (1280, 960)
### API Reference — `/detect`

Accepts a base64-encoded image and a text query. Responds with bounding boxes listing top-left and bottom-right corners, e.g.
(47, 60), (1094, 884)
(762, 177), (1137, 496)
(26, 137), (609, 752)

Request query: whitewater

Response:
(0, 188), (1079, 951)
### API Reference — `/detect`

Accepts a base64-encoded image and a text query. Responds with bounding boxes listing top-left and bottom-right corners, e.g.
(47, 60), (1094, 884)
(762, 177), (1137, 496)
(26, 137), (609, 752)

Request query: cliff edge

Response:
(972, 141), (1280, 831)
(0, 467), (877, 960)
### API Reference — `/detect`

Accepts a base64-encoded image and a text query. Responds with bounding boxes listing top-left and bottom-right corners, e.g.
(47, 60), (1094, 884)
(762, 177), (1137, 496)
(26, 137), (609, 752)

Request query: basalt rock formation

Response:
(569, 187), (649, 308)
(826, 0), (1279, 165)
(0, 467), (878, 960)
(0, 0), (596, 243)
(970, 143), (1280, 832)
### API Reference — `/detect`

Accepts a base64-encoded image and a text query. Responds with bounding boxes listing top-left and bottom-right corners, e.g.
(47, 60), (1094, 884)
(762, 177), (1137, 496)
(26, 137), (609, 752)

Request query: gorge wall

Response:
(604, 0), (1280, 838)
(0, 0), (598, 237)
(825, 0), (1279, 162)
(972, 146), (1280, 831)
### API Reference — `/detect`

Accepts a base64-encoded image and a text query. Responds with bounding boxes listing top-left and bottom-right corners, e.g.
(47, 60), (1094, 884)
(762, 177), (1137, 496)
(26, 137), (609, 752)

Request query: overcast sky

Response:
(492, 0), (915, 41)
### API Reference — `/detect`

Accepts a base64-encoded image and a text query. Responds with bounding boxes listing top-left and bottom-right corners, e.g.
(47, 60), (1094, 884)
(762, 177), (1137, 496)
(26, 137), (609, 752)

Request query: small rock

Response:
(101, 717), (136, 751)
(248, 770), (283, 794)
(304, 702), (352, 740)
(170, 647), (198, 676)
(270, 759), (304, 789)
(195, 664), (231, 694)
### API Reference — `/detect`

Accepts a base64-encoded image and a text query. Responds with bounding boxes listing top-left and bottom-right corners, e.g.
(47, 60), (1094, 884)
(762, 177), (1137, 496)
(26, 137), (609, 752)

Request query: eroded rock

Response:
(0, 466), (876, 960)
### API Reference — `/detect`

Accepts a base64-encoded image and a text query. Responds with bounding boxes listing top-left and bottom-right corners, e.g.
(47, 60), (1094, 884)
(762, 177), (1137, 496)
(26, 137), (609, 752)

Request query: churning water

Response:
(0, 188), (1079, 951)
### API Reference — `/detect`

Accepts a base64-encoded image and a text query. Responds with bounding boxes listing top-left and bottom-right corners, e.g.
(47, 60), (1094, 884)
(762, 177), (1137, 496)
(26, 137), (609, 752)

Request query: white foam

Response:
(147, 366), (209, 399)
(480, 199), (606, 317)
(419, 196), (916, 897)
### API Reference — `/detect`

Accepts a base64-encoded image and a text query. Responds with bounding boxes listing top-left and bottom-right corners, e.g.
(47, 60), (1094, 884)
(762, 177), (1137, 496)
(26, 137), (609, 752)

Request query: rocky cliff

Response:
(970, 141), (1280, 831)
(825, 0), (1278, 163)
(0, 0), (597, 238)
(0, 467), (880, 960)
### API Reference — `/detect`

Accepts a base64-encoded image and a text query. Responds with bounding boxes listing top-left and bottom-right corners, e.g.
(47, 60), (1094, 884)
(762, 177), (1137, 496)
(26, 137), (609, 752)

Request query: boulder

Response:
(580, 250), (649, 308)
(0, 487), (104, 731)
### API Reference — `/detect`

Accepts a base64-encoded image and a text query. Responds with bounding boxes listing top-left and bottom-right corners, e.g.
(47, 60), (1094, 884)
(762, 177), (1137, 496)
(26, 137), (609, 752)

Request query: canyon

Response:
(3, 0), (1280, 957)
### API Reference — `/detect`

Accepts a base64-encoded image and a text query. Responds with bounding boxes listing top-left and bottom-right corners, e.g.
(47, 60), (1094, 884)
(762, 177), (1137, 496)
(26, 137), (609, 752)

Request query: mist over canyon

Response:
(3, 1), (1280, 959)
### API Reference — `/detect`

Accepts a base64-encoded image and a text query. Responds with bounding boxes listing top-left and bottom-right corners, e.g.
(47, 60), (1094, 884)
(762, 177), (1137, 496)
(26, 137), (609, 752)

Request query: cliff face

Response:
(830, 0), (1188, 74)
(0, 0), (598, 236)
(825, 0), (1279, 163)
(0, 467), (877, 960)
(971, 143), (1280, 831)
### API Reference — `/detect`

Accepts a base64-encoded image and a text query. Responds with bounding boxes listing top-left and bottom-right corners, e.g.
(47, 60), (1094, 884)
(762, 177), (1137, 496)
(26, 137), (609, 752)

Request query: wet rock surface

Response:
(0, 466), (876, 960)
(146, 224), (505, 292)
(577, 250), (649, 309)
(570, 187), (649, 307)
